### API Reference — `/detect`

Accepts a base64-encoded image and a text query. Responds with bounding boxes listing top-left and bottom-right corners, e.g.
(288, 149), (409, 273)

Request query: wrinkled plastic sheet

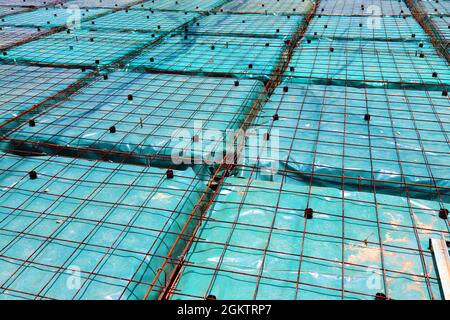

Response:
(287, 39), (450, 89)
(430, 15), (450, 40)
(7, 71), (265, 166)
(131, 0), (226, 12)
(317, 0), (411, 16)
(0, 64), (85, 128)
(306, 15), (429, 41)
(87, 9), (198, 32)
(129, 35), (286, 80)
(1, 29), (161, 67)
(189, 13), (304, 39)
(0, 8), (111, 28)
(0, 0), (63, 6)
(172, 177), (447, 300)
(239, 82), (450, 191)
(0, 26), (49, 50)
(0, 6), (29, 17)
(219, 0), (314, 15)
(63, 0), (143, 9)
(0, 152), (203, 300)
(415, 0), (450, 16)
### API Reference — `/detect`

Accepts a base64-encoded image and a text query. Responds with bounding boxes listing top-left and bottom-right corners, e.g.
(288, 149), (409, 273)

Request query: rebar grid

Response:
(219, 0), (314, 15)
(316, 0), (412, 16)
(305, 15), (429, 40)
(85, 9), (199, 32)
(0, 151), (208, 300)
(5, 71), (265, 166)
(0, 0), (448, 301)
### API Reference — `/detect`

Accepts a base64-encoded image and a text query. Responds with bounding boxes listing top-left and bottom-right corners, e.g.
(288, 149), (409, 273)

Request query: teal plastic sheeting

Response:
(219, 0), (314, 15)
(306, 15), (429, 40)
(64, 0), (143, 9)
(189, 13), (304, 39)
(317, 0), (411, 16)
(132, 0), (226, 12)
(239, 82), (450, 191)
(430, 15), (450, 40)
(129, 35), (286, 80)
(287, 38), (450, 89)
(1, 29), (160, 67)
(0, 64), (85, 128)
(88, 9), (198, 32)
(415, 0), (450, 16)
(0, 0), (62, 6)
(0, 8), (111, 28)
(171, 177), (447, 300)
(7, 71), (264, 166)
(0, 6), (29, 17)
(0, 152), (204, 300)
(0, 26), (49, 50)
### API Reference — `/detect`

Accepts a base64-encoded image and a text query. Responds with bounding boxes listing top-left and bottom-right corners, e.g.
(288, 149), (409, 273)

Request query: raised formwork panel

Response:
(431, 15), (450, 40)
(0, 0), (63, 6)
(306, 15), (429, 41)
(131, 0), (226, 12)
(239, 82), (450, 191)
(88, 9), (198, 32)
(170, 177), (447, 300)
(6, 72), (265, 166)
(0, 7), (110, 28)
(0, 26), (49, 49)
(0, 152), (205, 300)
(129, 35), (285, 80)
(0, 6), (30, 17)
(287, 38), (450, 89)
(219, 0), (314, 15)
(0, 64), (85, 128)
(317, 0), (411, 16)
(415, 0), (450, 16)
(188, 13), (304, 39)
(63, 0), (143, 9)
(1, 29), (160, 67)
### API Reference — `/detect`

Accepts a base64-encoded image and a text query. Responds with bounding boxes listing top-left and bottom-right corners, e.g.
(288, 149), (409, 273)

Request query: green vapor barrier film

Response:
(414, 0), (450, 16)
(188, 13), (304, 39)
(0, 27), (49, 50)
(129, 35), (286, 81)
(316, 0), (411, 16)
(0, 64), (85, 129)
(286, 38), (450, 90)
(6, 71), (264, 167)
(171, 177), (448, 300)
(87, 10), (199, 33)
(1, 29), (161, 67)
(131, 0), (227, 12)
(0, 152), (205, 300)
(0, 6), (29, 17)
(219, 0), (314, 15)
(305, 15), (429, 41)
(0, 8), (111, 28)
(237, 81), (450, 192)
(63, 0), (146, 9)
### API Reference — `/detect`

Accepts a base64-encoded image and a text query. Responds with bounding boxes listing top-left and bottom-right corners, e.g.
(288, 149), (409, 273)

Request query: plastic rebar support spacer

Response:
(439, 208), (449, 219)
(29, 171), (37, 180)
(375, 292), (387, 300)
(304, 208), (313, 219)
